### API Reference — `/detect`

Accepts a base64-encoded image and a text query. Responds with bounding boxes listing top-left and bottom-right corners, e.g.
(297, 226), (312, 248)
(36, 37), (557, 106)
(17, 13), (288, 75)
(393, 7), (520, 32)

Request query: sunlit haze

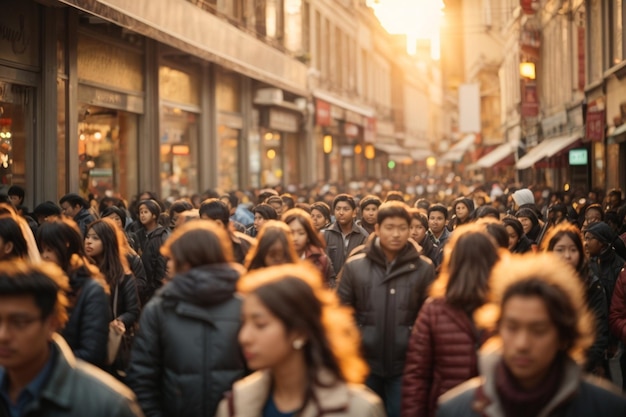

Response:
(368, 0), (444, 60)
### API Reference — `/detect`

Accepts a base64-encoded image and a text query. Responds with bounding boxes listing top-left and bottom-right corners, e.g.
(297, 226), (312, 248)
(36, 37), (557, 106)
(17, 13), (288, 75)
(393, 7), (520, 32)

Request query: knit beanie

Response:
(512, 189), (535, 207)
(585, 222), (616, 245)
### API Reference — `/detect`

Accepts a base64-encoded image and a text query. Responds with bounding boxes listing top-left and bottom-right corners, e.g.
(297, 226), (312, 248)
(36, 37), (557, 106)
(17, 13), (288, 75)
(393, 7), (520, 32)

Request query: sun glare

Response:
(368, 0), (444, 59)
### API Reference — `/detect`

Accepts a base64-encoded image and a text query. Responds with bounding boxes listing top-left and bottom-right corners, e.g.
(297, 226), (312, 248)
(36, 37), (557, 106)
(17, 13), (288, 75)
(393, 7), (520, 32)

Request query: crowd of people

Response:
(0, 181), (626, 416)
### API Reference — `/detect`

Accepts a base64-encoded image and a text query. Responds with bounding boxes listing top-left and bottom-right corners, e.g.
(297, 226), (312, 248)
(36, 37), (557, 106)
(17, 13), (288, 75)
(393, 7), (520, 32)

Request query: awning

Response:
(474, 142), (517, 168)
(410, 149), (432, 161)
(440, 134), (476, 162)
(312, 90), (375, 118)
(516, 131), (582, 170)
(608, 123), (626, 138)
(374, 143), (409, 160)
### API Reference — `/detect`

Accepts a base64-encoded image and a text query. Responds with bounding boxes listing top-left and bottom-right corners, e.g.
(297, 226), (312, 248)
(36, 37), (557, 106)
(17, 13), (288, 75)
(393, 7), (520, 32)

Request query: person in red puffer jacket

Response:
(401, 224), (500, 417)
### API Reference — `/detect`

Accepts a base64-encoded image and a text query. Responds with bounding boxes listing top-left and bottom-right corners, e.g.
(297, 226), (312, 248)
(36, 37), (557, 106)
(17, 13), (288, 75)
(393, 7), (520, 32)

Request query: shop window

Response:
(218, 124), (240, 190)
(0, 83), (30, 189)
(261, 130), (283, 186)
(77, 106), (138, 200)
(159, 106), (198, 199)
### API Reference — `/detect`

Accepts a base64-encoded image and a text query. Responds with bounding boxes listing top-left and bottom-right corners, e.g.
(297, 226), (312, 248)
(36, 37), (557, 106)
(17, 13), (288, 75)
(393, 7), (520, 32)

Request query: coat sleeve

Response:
(336, 262), (355, 306)
(129, 254), (149, 306)
(126, 301), (164, 417)
(585, 280), (609, 372)
(609, 268), (626, 342)
(73, 281), (110, 367)
(401, 301), (435, 417)
(322, 254), (337, 289)
(116, 274), (141, 330)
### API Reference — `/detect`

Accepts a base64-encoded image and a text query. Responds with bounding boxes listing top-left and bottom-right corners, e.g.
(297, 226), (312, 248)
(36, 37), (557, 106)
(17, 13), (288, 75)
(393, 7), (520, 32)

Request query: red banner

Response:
(521, 0), (538, 14)
(315, 99), (331, 126)
(521, 82), (539, 118)
(578, 26), (586, 91)
(586, 109), (605, 142)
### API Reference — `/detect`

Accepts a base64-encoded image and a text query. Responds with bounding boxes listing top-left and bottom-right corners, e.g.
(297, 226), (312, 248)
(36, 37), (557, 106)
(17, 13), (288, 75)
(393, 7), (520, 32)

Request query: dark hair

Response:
(257, 189), (279, 204)
(608, 188), (623, 199)
(377, 201), (411, 226)
(244, 220), (299, 270)
(359, 195), (382, 211)
(281, 194), (296, 210)
(0, 260), (69, 326)
(86, 219), (128, 286)
(253, 203), (278, 221)
(295, 202), (311, 213)
(169, 200), (193, 219)
(409, 209), (429, 229)
(100, 206), (128, 228)
(584, 204), (604, 221)
(282, 208), (326, 250)
(36, 218), (86, 272)
(161, 219), (234, 269)
(428, 203), (449, 220)
(59, 193), (87, 209)
(7, 185), (24, 199)
(474, 205), (501, 220)
(542, 223), (586, 277)
(198, 198), (230, 226)
(484, 221), (509, 249)
(137, 199), (162, 219)
(502, 217), (524, 238)
(0, 215), (29, 260)
(332, 194), (356, 211)
(238, 263), (368, 386)
(384, 191), (404, 202)
(221, 193), (239, 209)
(515, 208), (539, 227)
(310, 202), (331, 223)
(432, 224), (499, 314)
(414, 198), (431, 211)
(98, 196), (124, 216)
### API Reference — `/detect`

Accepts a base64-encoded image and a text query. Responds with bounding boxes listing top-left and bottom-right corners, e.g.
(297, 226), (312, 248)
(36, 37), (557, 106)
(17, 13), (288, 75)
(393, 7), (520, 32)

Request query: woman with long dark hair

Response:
(37, 218), (110, 367)
(85, 218), (141, 376)
(502, 217), (534, 253)
(282, 208), (336, 287)
(401, 224), (500, 417)
(0, 214), (29, 261)
(244, 220), (299, 271)
(542, 223), (609, 377)
(310, 202), (332, 231)
(136, 199), (169, 304)
(215, 263), (384, 417)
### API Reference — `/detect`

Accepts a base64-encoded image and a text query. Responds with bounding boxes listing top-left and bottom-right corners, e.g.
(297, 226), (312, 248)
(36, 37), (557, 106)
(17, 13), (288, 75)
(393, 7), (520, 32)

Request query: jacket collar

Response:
(231, 369), (351, 416)
(476, 352), (581, 417)
(35, 334), (81, 410)
(327, 221), (367, 237)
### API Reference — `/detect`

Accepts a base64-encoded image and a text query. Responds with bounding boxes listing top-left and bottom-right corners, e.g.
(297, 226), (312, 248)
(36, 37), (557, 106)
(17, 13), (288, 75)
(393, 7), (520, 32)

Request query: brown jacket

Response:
(215, 370), (384, 417)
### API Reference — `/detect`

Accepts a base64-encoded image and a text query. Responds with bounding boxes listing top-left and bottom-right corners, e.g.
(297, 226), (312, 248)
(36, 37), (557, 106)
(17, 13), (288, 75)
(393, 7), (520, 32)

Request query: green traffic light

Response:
(388, 160), (396, 169)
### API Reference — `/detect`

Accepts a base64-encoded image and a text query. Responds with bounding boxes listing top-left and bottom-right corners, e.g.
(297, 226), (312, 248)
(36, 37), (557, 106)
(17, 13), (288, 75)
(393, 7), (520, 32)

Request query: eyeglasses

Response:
(0, 315), (42, 332)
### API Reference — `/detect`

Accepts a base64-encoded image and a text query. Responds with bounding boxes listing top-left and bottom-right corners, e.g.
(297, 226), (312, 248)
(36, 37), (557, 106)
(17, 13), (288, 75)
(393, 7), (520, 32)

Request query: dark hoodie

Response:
(448, 197), (475, 231)
(127, 263), (246, 417)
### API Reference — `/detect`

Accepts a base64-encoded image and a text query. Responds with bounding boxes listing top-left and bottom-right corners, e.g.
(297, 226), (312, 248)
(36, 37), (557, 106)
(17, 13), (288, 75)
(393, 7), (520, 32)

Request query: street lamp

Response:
(323, 134), (333, 154)
(519, 62), (536, 80)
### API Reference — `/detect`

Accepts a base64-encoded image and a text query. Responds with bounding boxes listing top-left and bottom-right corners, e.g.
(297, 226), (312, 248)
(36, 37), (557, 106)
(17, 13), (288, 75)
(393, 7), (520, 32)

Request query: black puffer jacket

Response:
(139, 226), (170, 304)
(111, 273), (141, 330)
(127, 263), (246, 417)
(127, 252), (148, 306)
(337, 238), (435, 377)
(61, 268), (110, 368)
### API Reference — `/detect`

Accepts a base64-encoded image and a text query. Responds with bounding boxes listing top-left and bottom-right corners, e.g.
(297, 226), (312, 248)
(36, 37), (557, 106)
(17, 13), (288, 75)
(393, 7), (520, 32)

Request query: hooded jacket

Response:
(127, 263), (246, 417)
(337, 238), (435, 377)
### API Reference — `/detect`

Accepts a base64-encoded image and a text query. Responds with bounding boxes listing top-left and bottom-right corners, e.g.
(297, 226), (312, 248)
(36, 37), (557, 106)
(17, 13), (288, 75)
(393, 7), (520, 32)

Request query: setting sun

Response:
(368, 0), (444, 59)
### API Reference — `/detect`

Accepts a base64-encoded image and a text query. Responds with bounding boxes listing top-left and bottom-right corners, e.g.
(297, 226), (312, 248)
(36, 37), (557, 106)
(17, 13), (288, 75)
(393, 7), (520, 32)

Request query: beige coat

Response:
(214, 370), (385, 417)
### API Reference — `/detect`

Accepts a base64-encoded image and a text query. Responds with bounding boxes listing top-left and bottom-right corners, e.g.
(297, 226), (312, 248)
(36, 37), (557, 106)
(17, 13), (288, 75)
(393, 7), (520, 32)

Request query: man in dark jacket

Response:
(59, 193), (95, 237)
(585, 221), (626, 307)
(437, 254), (626, 417)
(337, 201), (435, 417)
(323, 193), (369, 275)
(199, 198), (253, 264)
(0, 261), (143, 417)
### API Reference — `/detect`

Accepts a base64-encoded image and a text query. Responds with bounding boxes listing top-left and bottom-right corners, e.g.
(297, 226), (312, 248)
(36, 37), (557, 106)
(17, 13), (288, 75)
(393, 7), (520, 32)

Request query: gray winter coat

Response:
(127, 263), (246, 417)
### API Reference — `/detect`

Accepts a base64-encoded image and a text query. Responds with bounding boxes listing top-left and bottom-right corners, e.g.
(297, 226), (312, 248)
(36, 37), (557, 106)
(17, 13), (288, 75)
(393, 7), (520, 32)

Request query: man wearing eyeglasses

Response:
(0, 261), (143, 417)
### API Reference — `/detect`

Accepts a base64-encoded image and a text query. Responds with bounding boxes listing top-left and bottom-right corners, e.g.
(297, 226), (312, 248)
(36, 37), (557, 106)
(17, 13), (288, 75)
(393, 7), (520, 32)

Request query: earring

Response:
(293, 339), (304, 350)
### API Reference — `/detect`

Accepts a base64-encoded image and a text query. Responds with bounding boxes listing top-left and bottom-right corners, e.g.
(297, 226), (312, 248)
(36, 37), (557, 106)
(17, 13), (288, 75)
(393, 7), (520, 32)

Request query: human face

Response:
(310, 209), (327, 230)
(253, 213), (267, 232)
(8, 195), (21, 207)
(0, 295), (57, 373)
(104, 213), (124, 230)
(551, 235), (580, 271)
(499, 295), (562, 390)
(60, 202), (80, 218)
(376, 216), (410, 255)
(584, 232), (604, 257)
(361, 204), (378, 226)
(264, 240), (288, 267)
(84, 229), (104, 260)
(138, 205), (156, 227)
(40, 246), (60, 266)
(239, 294), (301, 371)
(505, 225), (519, 251)
(518, 217), (533, 235)
(428, 211), (446, 235)
(334, 202), (355, 227)
(455, 203), (469, 221)
(410, 219), (426, 244)
(288, 220), (308, 255)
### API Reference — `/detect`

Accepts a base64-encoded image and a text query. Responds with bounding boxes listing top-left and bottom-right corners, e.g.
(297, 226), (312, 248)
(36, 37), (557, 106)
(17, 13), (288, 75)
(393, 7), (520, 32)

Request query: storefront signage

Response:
(585, 107), (605, 142)
(218, 112), (244, 129)
(315, 99), (331, 126)
(521, 82), (539, 118)
(78, 85), (144, 114)
(344, 123), (359, 137)
(0, 2), (39, 68)
(268, 108), (299, 133)
(569, 148), (588, 165)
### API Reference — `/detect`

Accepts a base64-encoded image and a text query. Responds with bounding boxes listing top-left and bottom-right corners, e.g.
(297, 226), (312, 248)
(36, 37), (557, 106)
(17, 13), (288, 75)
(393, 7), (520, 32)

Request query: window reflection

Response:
(0, 83), (30, 189)
(160, 106), (198, 198)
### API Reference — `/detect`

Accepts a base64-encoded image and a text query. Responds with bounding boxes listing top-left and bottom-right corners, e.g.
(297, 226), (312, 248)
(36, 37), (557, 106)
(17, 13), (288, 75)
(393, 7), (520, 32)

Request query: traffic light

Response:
(387, 160), (396, 169)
